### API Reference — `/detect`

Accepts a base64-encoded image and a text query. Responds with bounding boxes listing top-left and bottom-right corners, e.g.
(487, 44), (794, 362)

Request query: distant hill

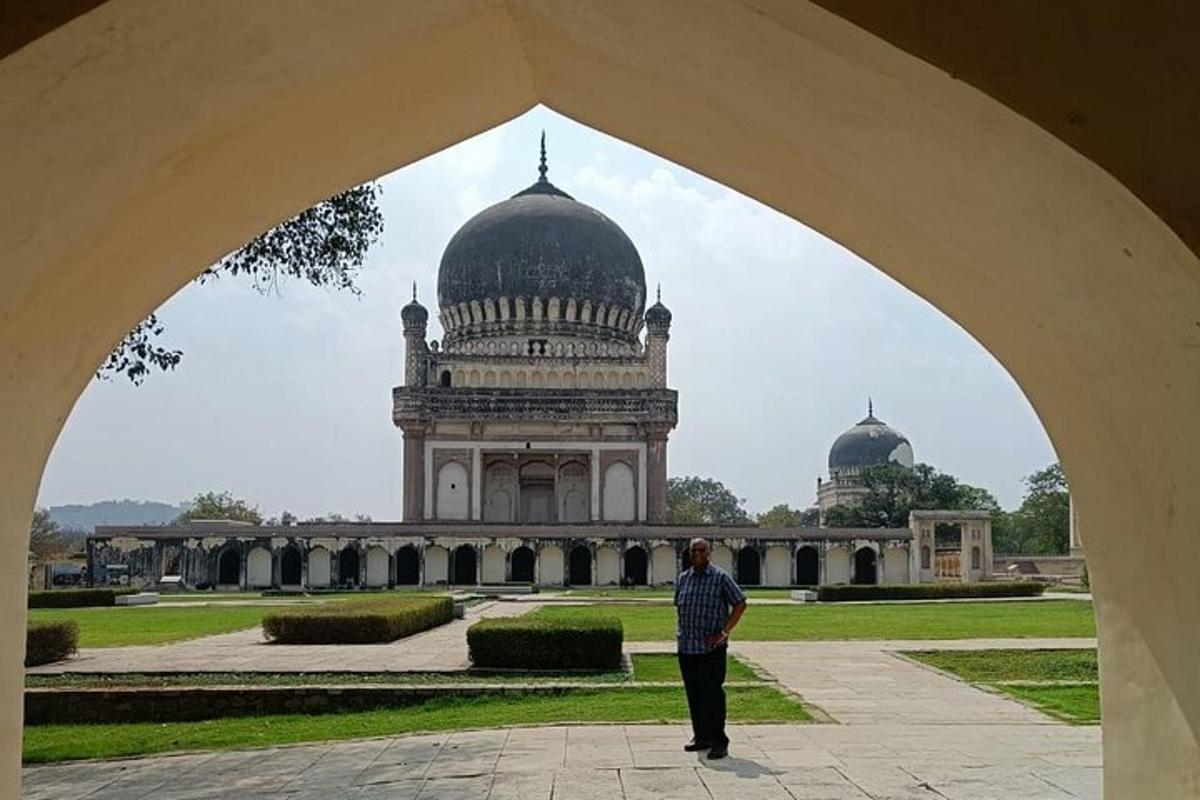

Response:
(47, 499), (187, 534)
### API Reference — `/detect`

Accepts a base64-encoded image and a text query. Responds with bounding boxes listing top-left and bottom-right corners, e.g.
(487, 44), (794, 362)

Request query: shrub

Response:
(262, 596), (453, 644)
(26, 621), (79, 666)
(816, 581), (1045, 602)
(27, 588), (138, 609)
(468, 615), (623, 671)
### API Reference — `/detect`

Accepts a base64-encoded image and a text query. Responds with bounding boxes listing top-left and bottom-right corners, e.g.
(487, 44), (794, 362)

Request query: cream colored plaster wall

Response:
(652, 545), (678, 585)
(825, 548), (850, 585)
(595, 546), (620, 585)
(2, 1), (1199, 794)
(482, 545), (506, 583)
(365, 546), (389, 587)
(308, 547), (330, 588)
(764, 546), (791, 587)
(423, 546), (448, 586)
(246, 547), (271, 589)
(538, 545), (564, 586)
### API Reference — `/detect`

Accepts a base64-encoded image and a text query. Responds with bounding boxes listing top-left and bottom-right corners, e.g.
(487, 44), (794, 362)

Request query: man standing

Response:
(674, 537), (747, 759)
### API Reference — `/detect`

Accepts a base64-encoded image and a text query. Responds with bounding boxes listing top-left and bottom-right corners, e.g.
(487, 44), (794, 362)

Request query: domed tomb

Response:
(828, 405), (914, 472)
(436, 141), (645, 347)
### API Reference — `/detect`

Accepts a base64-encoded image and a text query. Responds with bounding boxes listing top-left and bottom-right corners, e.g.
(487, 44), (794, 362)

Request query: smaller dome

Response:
(645, 288), (672, 328)
(401, 284), (428, 326)
(828, 406), (914, 471)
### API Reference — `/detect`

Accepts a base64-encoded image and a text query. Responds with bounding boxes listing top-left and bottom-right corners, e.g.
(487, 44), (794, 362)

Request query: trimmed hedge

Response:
(468, 615), (623, 671)
(26, 621), (79, 666)
(262, 596), (454, 644)
(28, 588), (137, 609)
(816, 581), (1045, 602)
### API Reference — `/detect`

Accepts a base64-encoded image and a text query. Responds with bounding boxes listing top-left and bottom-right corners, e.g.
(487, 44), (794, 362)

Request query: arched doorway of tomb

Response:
(796, 546), (819, 586)
(439, 369), (451, 387)
(624, 545), (648, 586)
(216, 548), (240, 587)
(511, 546), (536, 583)
(395, 545), (420, 585)
(520, 461), (556, 523)
(338, 548), (360, 588)
(451, 544), (477, 585)
(853, 547), (878, 585)
(483, 461), (517, 523)
(602, 462), (636, 521)
(436, 461), (470, 520)
(280, 546), (302, 587)
(558, 461), (590, 522)
(568, 544), (592, 586)
(736, 547), (761, 586)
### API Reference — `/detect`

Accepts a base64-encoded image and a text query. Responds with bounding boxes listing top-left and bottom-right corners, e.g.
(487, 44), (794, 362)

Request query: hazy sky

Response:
(38, 107), (1057, 519)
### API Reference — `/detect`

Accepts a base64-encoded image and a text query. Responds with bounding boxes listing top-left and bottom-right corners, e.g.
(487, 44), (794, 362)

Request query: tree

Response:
(756, 503), (809, 528)
(28, 509), (68, 561)
(98, 184), (384, 383)
(822, 463), (999, 528)
(174, 492), (262, 525)
(666, 476), (750, 525)
(993, 463), (1070, 555)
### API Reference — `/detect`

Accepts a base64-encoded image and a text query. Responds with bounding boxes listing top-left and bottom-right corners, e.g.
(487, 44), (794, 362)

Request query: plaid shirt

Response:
(674, 563), (747, 654)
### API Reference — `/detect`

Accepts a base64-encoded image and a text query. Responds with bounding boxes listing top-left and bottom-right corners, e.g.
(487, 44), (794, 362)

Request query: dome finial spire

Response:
(868, 397), (874, 417)
(656, 283), (661, 303)
(538, 131), (548, 182)
(412, 281), (417, 302)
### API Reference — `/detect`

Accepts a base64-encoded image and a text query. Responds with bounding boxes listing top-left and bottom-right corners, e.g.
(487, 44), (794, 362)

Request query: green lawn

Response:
(531, 600), (1097, 641)
(905, 648), (1100, 724)
(27, 605), (297, 648)
(563, 588), (795, 600)
(25, 653), (759, 688)
(22, 685), (812, 763)
(905, 649), (1097, 682)
(1000, 683), (1100, 724)
(630, 653), (760, 682)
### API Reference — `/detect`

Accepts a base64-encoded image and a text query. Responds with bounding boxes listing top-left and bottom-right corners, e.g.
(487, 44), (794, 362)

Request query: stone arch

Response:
(436, 460), (470, 520)
(216, 548), (240, 587)
(971, 545), (982, 571)
(796, 546), (819, 586)
(568, 544), (592, 586)
(921, 545), (932, 570)
(483, 369), (496, 386)
(439, 369), (452, 387)
(247, 547), (272, 588)
(468, 369), (480, 386)
(7, 8), (1200, 791)
(602, 461), (636, 521)
(562, 371), (576, 389)
(710, 544), (734, 575)
(593, 371), (605, 388)
(853, 547), (878, 585)
(736, 546), (761, 586)
(395, 545), (419, 585)
(280, 546), (302, 587)
(451, 543), (477, 585)
(337, 547), (360, 587)
(511, 545), (536, 583)
(624, 545), (648, 586)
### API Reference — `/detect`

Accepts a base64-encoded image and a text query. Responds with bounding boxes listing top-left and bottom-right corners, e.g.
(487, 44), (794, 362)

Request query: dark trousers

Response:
(678, 647), (728, 747)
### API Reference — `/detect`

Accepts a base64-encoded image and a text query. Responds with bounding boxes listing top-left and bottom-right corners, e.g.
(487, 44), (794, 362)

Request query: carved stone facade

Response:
(395, 147), (677, 525)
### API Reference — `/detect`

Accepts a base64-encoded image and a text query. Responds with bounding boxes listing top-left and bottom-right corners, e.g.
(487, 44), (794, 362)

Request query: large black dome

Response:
(828, 411), (914, 471)
(436, 174), (646, 345)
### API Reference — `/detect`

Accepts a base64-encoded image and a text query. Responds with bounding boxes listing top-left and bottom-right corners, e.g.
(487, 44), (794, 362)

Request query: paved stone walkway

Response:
(22, 723), (1100, 799)
(23, 637), (1101, 798)
(27, 601), (538, 674)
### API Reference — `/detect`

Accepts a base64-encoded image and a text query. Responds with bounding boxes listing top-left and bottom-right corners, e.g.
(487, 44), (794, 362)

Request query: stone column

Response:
(589, 448), (601, 521)
(645, 423), (671, 523)
(401, 424), (426, 522)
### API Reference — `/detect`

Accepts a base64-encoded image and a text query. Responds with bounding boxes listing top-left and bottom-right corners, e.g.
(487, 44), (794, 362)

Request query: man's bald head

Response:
(689, 538), (710, 571)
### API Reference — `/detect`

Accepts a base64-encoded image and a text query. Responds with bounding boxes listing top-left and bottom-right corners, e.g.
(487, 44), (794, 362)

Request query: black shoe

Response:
(707, 745), (729, 760)
(684, 739), (711, 752)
